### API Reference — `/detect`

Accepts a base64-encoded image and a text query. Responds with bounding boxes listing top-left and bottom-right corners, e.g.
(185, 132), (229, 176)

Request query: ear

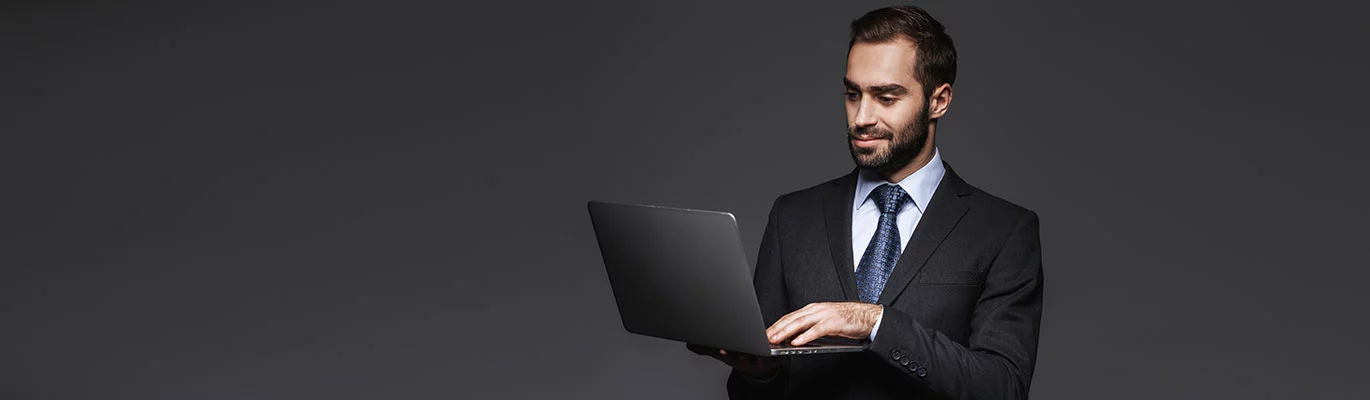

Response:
(927, 83), (953, 120)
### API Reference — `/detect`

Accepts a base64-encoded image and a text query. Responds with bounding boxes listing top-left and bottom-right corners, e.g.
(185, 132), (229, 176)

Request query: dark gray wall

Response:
(3, 0), (1368, 398)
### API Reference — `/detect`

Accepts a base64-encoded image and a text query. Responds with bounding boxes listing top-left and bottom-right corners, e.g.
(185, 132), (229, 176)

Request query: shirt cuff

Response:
(869, 305), (884, 341)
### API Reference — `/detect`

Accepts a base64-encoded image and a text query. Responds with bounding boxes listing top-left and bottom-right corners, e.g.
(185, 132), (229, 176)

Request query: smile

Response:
(850, 137), (887, 148)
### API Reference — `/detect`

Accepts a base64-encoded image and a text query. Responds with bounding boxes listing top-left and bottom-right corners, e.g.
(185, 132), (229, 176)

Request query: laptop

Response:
(587, 201), (867, 356)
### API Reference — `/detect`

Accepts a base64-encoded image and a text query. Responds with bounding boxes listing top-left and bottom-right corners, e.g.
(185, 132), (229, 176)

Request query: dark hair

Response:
(849, 6), (957, 98)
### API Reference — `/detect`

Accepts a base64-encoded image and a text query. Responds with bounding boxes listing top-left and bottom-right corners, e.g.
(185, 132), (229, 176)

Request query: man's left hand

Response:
(766, 302), (883, 346)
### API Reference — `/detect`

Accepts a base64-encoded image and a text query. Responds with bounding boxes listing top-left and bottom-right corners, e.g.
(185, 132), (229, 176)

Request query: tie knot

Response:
(871, 184), (910, 215)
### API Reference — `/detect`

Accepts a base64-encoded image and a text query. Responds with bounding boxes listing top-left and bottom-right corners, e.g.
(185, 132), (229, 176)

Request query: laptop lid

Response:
(586, 201), (775, 355)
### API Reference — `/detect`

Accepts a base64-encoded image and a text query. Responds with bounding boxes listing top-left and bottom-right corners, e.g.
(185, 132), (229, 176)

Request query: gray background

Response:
(3, 0), (1368, 398)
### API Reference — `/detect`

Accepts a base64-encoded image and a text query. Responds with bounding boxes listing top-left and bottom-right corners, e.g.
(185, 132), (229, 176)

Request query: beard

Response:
(848, 107), (931, 175)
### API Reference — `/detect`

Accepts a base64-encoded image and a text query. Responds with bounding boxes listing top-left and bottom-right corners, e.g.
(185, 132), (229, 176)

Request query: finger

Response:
(785, 306), (843, 345)
(771, 312), (823, 344)
(766, 307), (806, 338)
(721, 349), (757, 363)
(790, 320), (833, 346)
(720, 349), (754, 360)
(768, 304), (827, 342)
(773, 304), (836, 340)
(767, 311), (807, 343)
(768, 303), (821, 334)
(686, 343), (713, 355)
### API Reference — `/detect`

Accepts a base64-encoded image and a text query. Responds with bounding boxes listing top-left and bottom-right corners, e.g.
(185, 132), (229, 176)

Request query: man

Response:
(688, 6), (1044, 399)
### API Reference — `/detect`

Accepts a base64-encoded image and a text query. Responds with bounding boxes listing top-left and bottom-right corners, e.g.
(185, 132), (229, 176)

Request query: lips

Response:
(850, 136), (888, 148)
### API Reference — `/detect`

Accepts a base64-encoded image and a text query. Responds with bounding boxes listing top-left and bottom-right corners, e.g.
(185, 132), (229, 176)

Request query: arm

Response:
(866, 210), (1044, 399)
(726, 197), (791, 399)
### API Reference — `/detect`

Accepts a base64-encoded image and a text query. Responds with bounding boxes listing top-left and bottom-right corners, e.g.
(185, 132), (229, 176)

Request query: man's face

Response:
(845, 38), (930, 173)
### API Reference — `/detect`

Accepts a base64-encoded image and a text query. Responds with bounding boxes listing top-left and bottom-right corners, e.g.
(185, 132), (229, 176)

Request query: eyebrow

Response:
(843, 78), (909, 96)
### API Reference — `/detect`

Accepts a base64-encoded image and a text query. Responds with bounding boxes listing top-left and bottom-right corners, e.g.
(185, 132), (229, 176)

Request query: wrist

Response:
(869, 305), (884, 340)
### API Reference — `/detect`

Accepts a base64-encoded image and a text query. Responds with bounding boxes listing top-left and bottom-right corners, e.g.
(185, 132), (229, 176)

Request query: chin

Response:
(850, 149), (887, 167)
(852, 156), (887, 170)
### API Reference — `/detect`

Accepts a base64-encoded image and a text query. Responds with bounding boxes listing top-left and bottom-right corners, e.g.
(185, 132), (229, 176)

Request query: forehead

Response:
(845, 39), (920, 89)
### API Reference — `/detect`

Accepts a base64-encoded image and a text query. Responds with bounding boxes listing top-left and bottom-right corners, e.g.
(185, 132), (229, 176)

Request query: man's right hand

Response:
(685, 343), (783, 379)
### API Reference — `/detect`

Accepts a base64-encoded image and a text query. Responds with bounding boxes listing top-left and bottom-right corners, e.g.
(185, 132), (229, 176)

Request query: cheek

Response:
(886, 103), (924, 129)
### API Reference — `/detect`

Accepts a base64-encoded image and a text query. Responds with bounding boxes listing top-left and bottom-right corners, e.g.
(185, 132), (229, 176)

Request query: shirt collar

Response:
(852, 147), (945, 214)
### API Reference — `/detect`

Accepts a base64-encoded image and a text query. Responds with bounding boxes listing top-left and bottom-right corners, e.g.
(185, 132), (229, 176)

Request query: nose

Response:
(852, 97), (878, 129)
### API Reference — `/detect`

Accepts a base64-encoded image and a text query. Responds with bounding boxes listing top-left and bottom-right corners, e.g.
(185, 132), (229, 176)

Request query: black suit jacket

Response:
(728, 163), (1044, 399)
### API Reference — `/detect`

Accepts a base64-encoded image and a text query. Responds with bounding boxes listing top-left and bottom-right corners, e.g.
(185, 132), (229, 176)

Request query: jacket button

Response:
(916, 367), (927, 377)
(907, 363), (917, 372)
(891, 350), (902, 360)
(899, 358), (910, 366)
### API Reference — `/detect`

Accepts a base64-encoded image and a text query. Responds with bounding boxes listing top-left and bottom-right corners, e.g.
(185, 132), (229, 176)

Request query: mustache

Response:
(848, 126), (894, 140)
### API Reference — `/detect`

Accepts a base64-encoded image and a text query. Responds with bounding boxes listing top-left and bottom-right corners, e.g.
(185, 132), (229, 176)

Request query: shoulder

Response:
(766, 171), (853, 216)
(955, 176), (1040, 236)
(967, 183), (1034, 218)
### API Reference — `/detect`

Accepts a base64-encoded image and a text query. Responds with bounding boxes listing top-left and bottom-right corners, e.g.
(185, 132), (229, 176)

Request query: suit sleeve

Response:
(727, 197), (791, 399)
(866, 210), (1044, 399)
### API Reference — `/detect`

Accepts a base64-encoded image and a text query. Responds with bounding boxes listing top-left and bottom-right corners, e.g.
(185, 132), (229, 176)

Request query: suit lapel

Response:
(876, 162), (974, 306)
(823, 169), (860, 301)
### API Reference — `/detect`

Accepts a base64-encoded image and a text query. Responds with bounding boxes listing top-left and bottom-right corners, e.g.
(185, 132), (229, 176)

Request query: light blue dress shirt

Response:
(852, 148), (945, 340)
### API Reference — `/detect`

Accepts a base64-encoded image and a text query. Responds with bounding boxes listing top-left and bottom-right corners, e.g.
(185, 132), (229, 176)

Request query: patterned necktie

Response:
(856, 184), (911, 304)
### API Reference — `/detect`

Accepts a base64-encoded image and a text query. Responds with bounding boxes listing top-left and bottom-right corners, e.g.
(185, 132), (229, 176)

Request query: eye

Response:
(878, 96), (897, 105)
(844, 91), (860, 101)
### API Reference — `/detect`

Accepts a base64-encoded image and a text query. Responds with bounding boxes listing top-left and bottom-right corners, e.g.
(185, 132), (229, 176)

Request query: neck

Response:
(878, 125), (938, 183)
